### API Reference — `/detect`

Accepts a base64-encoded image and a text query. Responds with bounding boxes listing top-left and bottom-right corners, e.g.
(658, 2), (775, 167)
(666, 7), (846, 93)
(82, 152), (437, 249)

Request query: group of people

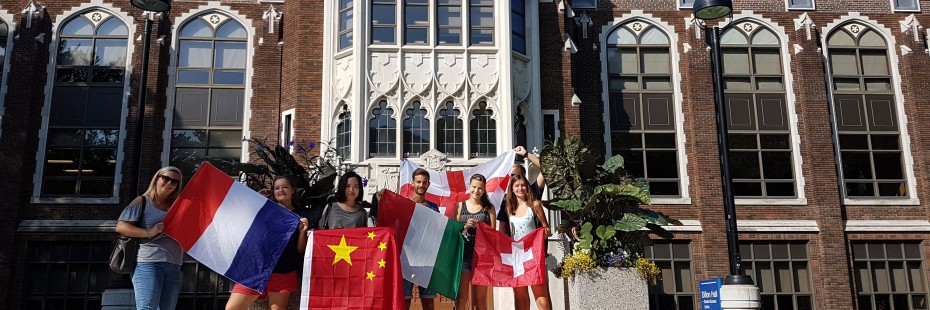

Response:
(115, 146), (553, 310)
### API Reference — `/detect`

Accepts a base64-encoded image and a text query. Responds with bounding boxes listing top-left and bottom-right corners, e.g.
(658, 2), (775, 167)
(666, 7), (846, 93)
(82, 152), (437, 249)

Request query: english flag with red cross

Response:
(398, 150), (515, 218)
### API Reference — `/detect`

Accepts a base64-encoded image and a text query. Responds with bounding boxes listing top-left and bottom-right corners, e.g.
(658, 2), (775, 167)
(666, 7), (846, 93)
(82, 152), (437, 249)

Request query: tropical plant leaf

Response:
(636, 209), (669, 226)
(595, 225), (616, 240)
(595, 184), (651, 205)
(602, 155), (625, 173)
(614, 213), (648, 232)
(550, 199), (584, 212)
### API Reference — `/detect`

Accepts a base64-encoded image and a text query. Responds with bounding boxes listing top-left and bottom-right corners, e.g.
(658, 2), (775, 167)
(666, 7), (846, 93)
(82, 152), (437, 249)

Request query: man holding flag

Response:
(401, 168), (441, 309)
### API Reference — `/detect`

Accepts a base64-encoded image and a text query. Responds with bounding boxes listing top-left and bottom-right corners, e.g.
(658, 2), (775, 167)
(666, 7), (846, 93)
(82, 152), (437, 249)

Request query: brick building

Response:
(0, 0), (928, 309)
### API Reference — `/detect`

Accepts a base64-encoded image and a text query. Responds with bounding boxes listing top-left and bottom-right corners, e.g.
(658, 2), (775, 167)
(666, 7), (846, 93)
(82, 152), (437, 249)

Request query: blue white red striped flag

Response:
(162, 163), (299, 292)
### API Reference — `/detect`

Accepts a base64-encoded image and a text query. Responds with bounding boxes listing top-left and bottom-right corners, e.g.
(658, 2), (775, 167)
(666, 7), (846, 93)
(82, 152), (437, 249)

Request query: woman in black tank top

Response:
(458, 174), (496, 310)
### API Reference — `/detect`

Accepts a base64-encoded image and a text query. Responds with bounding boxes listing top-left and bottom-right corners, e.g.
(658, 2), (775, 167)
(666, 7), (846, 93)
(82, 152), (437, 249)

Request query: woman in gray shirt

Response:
(115, 166), (185, 310)
(319, 171), (369, 229)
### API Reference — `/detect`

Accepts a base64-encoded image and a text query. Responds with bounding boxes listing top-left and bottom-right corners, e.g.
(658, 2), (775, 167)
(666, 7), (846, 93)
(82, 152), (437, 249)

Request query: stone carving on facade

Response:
(403, 53), (433, 94)
(794, 12), (815, 40)
(436, 53), (467, 98)
(333, 56), (353, 100)
(263, 5), (282, 34)
(468, 54), (499, 97)
(419, 149), (450, 171)
(512, 59), (531, 103)
(373, 165), (400, 193)
(368, 52), (400, 95)
(899, 14), (922, 42)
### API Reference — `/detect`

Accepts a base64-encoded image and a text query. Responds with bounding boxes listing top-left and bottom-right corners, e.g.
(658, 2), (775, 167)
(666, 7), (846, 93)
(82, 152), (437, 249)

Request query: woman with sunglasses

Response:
(116, 167), (185, 310)
(505, 174), (552, 310)
(227, 175), (310, 310)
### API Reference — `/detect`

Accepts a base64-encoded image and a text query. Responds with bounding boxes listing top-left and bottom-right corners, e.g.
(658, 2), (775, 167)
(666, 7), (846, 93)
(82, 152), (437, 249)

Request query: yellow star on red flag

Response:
(328, 235), (358, 266)
(378, 258), (386, 268)
(367, 231), (377, 240)
(378, 242), (387, 251)
(366, 271), (376, 281)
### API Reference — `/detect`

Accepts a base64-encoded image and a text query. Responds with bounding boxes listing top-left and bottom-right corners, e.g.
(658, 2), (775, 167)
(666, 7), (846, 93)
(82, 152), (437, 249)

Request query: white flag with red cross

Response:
(398, 150), (515, 218)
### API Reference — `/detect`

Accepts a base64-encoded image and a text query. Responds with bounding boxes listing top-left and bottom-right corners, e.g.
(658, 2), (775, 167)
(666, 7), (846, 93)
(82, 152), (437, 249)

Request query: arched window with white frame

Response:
(469, 102), (495, 158)
(369, 100), (396, 158)
(403, 101), (429, 157)
(720, 22), (796, 198)
(826, 23), (908, 198)
(40, 11), (129, 197)
(336, 106), (352, 160)
(605, 20), (680, 197)
(169, 13), (248, 178)
(436, 102), (463, 157)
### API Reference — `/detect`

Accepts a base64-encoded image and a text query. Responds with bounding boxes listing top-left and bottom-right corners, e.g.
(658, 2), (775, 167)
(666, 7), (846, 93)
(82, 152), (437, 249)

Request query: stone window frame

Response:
(604, 20), (681, 199)
(436, 101), (464, 157)
(370, 0), (396, 44)
(338, 0), (354, 50)
(402, 101), (430, 157)
(827, 23), (910, 200)
(891, 0), (921, 12)
(720, 23), (798, 200)
(469, 101), (496, 158)
(739, 241), (815, 310)
(645, 241), (695, 310)
(436, 0), (464, 45)
(335, 105), (353, 161)
(599, 13), (691, 205)
(161, 4), (256, 180)
(281, 108), (295, 153)
(852, 242), (928, 310)
(542, 109), (560, 144)
(404, 0), (430, 45)
(368, 100), (398, 158)
(677, 0), (695, 9)
(32, 4), (135, 204)
(786, 0), (816, 10)
(511, 0), (527, 55)
(168, 13), (249, 181)
(469, 0), (495, 46)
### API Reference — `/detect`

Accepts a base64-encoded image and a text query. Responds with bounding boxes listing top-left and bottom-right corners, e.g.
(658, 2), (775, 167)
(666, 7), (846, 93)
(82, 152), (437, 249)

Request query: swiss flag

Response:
(299, 227), (404, 309)
(471, 222), (548, 287)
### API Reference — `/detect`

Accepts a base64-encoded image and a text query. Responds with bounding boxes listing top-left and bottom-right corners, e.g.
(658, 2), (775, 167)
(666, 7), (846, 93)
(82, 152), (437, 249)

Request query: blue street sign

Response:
(699, 278), (723, 310)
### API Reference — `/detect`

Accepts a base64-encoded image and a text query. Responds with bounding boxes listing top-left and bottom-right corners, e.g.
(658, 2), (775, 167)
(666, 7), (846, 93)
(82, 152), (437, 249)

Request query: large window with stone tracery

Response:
(40, 11), (128, 197)
(403, 102), (430, 157)
(605, 21), (680, 197)
(169, 13), (248, 179)
(469, 102), (496, 158)
(369, 101), (397, 158)
(436, 102), (463, 157)
(721, 23), (796, 199)
(827, 23), (908, 198)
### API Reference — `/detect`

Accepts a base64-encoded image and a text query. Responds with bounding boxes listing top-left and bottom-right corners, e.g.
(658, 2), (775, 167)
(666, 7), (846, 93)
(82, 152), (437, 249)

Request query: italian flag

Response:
(377, 190), (465, 300)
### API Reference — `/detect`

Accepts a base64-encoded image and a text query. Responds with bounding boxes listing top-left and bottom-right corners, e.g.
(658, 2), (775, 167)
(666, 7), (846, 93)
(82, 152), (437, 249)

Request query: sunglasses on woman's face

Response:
(159, 175), (181, 185)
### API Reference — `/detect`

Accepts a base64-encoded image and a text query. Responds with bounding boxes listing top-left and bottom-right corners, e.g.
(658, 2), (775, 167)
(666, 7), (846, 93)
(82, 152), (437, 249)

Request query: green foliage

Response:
(541, 136), (679, 271)
(209, 138), (346, 210)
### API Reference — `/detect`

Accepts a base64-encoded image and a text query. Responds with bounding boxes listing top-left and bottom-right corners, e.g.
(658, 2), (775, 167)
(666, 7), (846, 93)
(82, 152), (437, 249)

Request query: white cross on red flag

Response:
(471, 222), (548, 287)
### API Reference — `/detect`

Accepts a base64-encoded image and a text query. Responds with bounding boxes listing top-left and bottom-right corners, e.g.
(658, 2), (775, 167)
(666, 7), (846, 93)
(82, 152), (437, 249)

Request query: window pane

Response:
(723, 49), (750, 74)
(470, 7), (494, 28)
(470, 29), (493, 45)
(872, 153), (903, 179)
(438, 28), (461, 44)
(213, 70), (245, 85)
(180, 41), (213, 68)
(406, 6), (428, 25)
(860, 51), (889, 75)
(58, 39), (94, 66)
(841, 151), (873, 179)
(438, 7), (462, 26)
(62, 17), (94, 35)
(216, 21), (247, 39)
(406, 28), (428, 44)
(94, 39), (127, 67)
(895, 0), (919, 10)
(97, 18), (128, 36)
(789, 0), (814, 9)
(646, 151), (677, 178)
(641, 49), (670, 73)
(214, 42), (247, 69)
(181, 19), (213, 37)
(372, 4), (396, 24)
(372, 27), (396, 44)
(761, 152), (792, 179)
(177, 70), (210, 84)
(831, 50), (859, 75)
(753, 49), (781, 74)
(729, 151), (760, 179)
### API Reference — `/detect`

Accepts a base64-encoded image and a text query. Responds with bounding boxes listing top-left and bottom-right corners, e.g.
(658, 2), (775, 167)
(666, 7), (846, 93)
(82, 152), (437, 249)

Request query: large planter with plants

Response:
(540, 136), (679, 308)
(566, 267), (647, 310)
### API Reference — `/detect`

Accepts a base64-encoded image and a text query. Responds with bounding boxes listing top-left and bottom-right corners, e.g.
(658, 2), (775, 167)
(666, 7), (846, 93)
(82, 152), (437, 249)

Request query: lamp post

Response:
(128, 0), (171, 196)
(692, 0), (761, 308)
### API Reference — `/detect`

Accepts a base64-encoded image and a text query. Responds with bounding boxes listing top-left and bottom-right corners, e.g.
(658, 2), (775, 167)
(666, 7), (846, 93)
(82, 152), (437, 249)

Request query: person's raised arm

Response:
(514, 146), (546, 190)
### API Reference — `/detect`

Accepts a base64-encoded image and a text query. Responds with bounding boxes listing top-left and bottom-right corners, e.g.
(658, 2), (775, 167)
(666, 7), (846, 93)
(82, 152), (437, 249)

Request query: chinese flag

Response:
(471, 222), (548, 287)
(299, 227), (403, 309)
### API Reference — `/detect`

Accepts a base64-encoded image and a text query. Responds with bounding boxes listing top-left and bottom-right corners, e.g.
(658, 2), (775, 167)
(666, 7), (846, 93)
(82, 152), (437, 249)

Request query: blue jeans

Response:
(132, 262), (181, 310)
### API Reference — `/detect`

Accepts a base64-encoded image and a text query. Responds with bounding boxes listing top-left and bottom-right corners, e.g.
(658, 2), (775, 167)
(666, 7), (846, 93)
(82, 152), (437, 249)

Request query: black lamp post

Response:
(693, 0), (756, 288)
(128, 0), (171, 196)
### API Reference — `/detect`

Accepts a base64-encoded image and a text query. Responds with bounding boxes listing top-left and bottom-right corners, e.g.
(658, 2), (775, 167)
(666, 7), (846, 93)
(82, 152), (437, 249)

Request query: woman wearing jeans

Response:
(116, 167), (185, 310)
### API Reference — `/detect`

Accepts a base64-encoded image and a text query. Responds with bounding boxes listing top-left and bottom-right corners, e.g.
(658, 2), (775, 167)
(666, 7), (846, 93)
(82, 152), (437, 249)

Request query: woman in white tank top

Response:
(504, 175), (552, 310)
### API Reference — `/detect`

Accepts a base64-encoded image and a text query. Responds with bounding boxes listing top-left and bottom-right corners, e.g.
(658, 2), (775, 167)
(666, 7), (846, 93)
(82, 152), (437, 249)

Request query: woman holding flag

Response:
(115, 166), (185, 310)
(319, 171), (370, 229)
(457, 174), (496, 310)
(226, 175), (310, 310)
(505, 174), (552, 310)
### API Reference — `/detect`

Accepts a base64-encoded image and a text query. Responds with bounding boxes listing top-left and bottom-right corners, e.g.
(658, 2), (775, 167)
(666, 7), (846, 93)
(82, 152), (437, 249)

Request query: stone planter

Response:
(566, 267), (648, 310)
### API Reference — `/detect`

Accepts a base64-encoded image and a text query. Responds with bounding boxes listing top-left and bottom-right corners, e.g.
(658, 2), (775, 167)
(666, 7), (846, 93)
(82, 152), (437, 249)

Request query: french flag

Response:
(162, 163), (299, 292)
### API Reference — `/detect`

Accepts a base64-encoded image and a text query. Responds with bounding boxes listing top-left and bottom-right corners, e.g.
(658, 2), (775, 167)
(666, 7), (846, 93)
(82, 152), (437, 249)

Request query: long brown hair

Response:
(505, 174), (536, 216)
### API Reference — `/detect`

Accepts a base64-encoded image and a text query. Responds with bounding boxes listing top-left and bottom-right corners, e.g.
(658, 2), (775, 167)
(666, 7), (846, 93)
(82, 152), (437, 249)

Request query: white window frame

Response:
(161, 4), (256, 170)
(0, 11), (15, 139)
(678, 0), (695, 9)
(541, 109), (561, 143)
(892, 0), (921, 12)
(821, 15), (920, 206)
(715, 14), (808, 206)
(281, 108), (295, 153)
(31, 2), (136, 204)
(786, 0), (816, 10)
(571, 0), (597, 9)
(599, 12), (691, 205)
